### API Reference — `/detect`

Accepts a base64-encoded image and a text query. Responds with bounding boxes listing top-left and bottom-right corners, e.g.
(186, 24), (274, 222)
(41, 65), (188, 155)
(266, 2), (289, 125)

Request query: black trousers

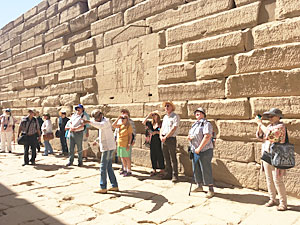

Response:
(24, 135), (38, 164)
(60, 136), (68, 153)
(162, 137), (178, 177)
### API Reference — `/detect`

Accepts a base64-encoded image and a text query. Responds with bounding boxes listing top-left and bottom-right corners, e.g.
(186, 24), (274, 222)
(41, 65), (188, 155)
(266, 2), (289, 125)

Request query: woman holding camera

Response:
(142, 111), (165, 176)
(255, 108), (287, 211)
(112, 115), (133, 176)
(0, 109), (16, 153)
(188, 107), (215, 198)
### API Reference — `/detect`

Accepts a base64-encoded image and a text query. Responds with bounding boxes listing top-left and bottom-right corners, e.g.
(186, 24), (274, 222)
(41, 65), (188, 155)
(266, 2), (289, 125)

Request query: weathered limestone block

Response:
(214, 140), (255, 163)
(80, 93), (98, 105)
(35, 86), (51, 97)
(60, 93), (80, 106)
(24, 77), (43, 88)
(177, 119), (195, 136)
(212, 159), (260, 190)
(250, 96), (300, 119)
(19, 88), (35, 98)
(24, 6), (37, 21)
(0, 76), (9, 85)
(187, 98), (251, 119)
(83, 78), (97, 92)
(68, 30), (91, 44)
(27, 97), (41, 107)
(159, 45), (182, 66)
(34, 21), (48, 36)
(46, 3), (58, 18)
(36, 65), (48, 76)
(49, 61), (63, 73)
(1, 22), (14, 34)
(12, 45), (21, 55)
(58, 69), (75, 82)
(104, 103), (144, 118)
(1, 58), (12, 68)
(25, 11), (46, 29)
(218, 120), (257, 141)
(13, 52), (27, 64)
(285, 171), (300, 197)
(88, 0), (108, 9)
(44, 73), (58, 85)
(0, 50), (10, 62)
(21, 27), (35, 42)
(54, 44), (75, 60)
(167, 2), (259, 45)
(60, 2), (88, 23)
(124, 0), (185, 24)
(1, 40), (11, 52)
(63, 55), (86, 69)
(146, 0), (233, 32)
(131, 148), (152, 168)
(14, 15), (24, 27)
(276, 0), (300, 19)
(91, 12), (124, 36)
(98, 1), (112, 19)
(27, 45), (44, 59)
(1, 101), (13, 108)
(51, 80), (84, 95)
(86, 51), (95, 65)
(45, 37), (65, 53)
(10, 35), (21, 48)
(282, 119), (300, 145)
(21, 68), (36, 80)
(13, 99), (27, 108)
(144, 101), (188, 119)
(235, 43), (300, 74)
(37, 0), (49, 13)
(226, 69), (300, 98)
(48, 15), (60, 30)
(183, 30), (247, 61)
(31, 52), (54, 67)
(70, 8), (98, 32)
(53, 23), (70, 39)
(74, 38), (96, 54)
(8, 72), (22, 83)
(42, 96), (61, 107)
(21, 38), (35, 52)
(158, 61), (195, 85)
(234, 0), (258, 7)
(11, 80), (24, 91)
(158, 79), (225, 101)
(75, 65), (96, 79)
(5, 65), (18, 75)
(43, 107), (60, 117)
(104, 20), (150, 47)
(34, 34), (45, 46)
(196, 56), (235, 80)
(112, 0), (133, 13)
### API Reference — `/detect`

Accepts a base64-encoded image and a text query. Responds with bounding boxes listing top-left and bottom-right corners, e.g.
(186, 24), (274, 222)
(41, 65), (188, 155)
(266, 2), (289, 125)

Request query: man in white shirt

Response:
(65, 104), (87, 167)
(84, 109), (118, 194)
(160, 101), (180, 182)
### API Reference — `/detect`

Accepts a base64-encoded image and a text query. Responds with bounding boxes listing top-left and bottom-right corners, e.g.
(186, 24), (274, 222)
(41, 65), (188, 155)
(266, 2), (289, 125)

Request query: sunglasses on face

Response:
(121, 117), (127, 120)
(165, 104), (170, 108)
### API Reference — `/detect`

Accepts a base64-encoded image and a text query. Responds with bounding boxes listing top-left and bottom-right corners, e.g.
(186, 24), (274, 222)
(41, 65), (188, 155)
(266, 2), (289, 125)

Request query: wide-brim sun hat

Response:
(262, 108), (283, 119)
(194, 107), (206, 116)
(75, 104), (84, 110)
(162, 101), (176, 111)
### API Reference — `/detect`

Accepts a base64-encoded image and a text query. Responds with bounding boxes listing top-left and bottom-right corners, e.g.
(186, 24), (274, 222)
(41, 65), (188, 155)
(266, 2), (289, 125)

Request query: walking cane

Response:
(188, 145), (194, 196)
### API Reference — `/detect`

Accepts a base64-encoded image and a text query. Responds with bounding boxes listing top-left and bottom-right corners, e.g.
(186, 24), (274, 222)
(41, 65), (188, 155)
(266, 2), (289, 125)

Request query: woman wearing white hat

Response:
(0, 109), (17, 153)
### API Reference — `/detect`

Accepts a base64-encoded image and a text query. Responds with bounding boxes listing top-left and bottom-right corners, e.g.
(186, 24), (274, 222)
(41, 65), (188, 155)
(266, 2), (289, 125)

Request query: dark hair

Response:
(152, 114), (161, 127)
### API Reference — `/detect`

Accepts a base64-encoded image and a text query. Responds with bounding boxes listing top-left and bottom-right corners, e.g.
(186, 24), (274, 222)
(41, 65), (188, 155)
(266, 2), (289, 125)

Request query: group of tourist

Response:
(0, 103), (290, 211)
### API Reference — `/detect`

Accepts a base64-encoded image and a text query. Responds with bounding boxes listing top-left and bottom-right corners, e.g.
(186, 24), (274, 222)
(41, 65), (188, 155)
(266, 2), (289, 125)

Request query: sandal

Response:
(150, 171), (157, 176)
(277, 204), (287, 211)
(265, 200), (277, 207)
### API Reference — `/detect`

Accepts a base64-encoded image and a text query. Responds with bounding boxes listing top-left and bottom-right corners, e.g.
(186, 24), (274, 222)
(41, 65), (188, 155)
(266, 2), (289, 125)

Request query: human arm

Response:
(142, 112), (153, 125)
(112, 116), (122, 128)
(127, 132), (132, 151)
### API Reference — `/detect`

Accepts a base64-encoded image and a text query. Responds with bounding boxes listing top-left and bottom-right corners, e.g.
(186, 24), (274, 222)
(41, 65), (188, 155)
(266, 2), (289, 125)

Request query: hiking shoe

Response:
(108, 187), (119, 192)
(94, 189), (107, 194)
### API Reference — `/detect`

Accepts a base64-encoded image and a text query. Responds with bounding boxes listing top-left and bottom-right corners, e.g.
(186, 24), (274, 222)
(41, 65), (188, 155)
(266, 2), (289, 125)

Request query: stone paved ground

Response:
(0, 145), (299, 225)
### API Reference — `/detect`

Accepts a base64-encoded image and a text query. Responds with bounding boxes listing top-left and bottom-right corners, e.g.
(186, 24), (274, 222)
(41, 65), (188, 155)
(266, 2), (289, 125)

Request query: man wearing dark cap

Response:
(18, 109), (41, 166)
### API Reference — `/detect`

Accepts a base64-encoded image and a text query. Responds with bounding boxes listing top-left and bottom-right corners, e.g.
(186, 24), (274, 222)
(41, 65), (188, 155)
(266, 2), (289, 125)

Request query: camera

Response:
(257, 114), (262, 119)
(3, 124), (8, 130)
(188, 146), (194, 160)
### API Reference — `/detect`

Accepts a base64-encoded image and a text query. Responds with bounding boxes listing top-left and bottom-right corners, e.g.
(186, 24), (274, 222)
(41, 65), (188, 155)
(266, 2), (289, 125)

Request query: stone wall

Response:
(1, 0), (300, 197)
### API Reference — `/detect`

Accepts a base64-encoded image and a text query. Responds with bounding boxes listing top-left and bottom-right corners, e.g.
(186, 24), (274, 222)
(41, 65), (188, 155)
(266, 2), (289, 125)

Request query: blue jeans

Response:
(69, 131), (83, 164)
(44, 140), (53, 155)
(100, 150), (118, 190)
(192, 148), (213, 186)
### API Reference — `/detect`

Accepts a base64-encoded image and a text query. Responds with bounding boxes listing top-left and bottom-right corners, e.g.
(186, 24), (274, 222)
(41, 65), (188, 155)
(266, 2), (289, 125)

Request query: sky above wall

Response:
(0, 0), (41, 29)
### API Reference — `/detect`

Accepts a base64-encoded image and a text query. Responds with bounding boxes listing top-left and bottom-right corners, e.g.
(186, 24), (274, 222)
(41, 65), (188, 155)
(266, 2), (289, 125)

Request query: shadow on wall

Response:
(0, 183), (65, 225)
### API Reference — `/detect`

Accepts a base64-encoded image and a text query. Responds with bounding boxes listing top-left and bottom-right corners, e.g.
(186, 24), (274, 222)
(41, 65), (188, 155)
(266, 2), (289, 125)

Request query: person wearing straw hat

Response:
(58, 110), (69, 156)
(255, 108), (288, 211)
(83, 109), (118, 194)
(0, 108), (17, 153)
(160, 101), (180, 182)
(188, 107), (215, 198)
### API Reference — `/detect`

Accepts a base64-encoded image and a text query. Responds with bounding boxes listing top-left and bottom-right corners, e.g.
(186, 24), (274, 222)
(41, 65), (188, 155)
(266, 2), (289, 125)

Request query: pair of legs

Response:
(117, 146), (132, 175)
(192, 148), (214, 194)
(162, 137), (178, 180)
(24, 135), (38, 165)
(263, 161), (287, 209)
(100, 150), (118, 190)
(121, 157), (131, 174)
(68, 131), (83, 166)
(1, 131), (13, 153)
(60, 135), (68, 154)
(43, 140), (53, 156)
(150, 136), (165, 175)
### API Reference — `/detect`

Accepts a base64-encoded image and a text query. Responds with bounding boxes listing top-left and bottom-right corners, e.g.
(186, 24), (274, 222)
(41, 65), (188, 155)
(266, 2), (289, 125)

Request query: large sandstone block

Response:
(252, 17), (300, 48)
(12, 45), (21, 55)
(63, 55), (86, 69)
(51, 80), (84, 95)
(282, 119), (300, 145)
(46, 3), (58, 18)
(187, 98), (251, 119)
(42, 96), (61, 107)
(21, 27), (35, 42)
(1, 58), (12, 68)
(83, 78), (97, 92)
(21, 38), (35, 52)
(214, 140), (255, 163)
(37, 0), (49, 13)
(53, 23), (70, 39)
(112, 0), (133, 13)
(31, 52), (54, 67)
(146, 0), (233, 32)
(58, 0), (87, 12)
(21, 68), (36, 80)
(75, 65), (96, 79)
(35, 86), (51, 97)
(44, 73), (58, 85)
(91, 12), (124, 36)
(24, 6), (37, 21)
(159, 45), (182, 66)
(49, 61), (63, 73)
(158, 61), (196, 85)
(285, 171), (300, 197)
(48, 15), (60, 29)
(13, 99), (27, 108)
(54, 44), (75, 60)
(27, 45), (44, 59)
(74, 38), (96, 54)
(8, 72), (22, 83)
(25, 11), (46, 29)
(276, 0), (300, 19)
(70, 8), (98, 32)
(14, 15), (24, 27)
(60, 2), (88, 24)
(45, 37), (65, 53)
(34, 34), (45, 46)
(86, 51), (95, 65)
(124, 0), (185, 24)
(58, 69), (75, 82)
(226, 69), (300, 98)
(144, 101), (188, 119)
(212, 159), (260, 190)
(68, 30), (91, 44)
(250, 96), (300, 119)
(60, 93), (80, 106)
(167, 2), (259, 45)
(103, 103), (144, 118)
(11, 80), (24, 91)
(218, 120), (257, 141)
(131, 148), (152, 168)
(36, 65), (48, 76)
(80, 93), (98, 105)
(88, 0), (108, 9)
(196, 56), (235, 80)
(10, 36), (21, 48)
(12, 52), (27, 64)
(24, 77), (43, 88)
(235, 43), (300, 74)
(234, 0), (257, 7)
(19, 88), (35, 98)
(43, 107), (60, 117)
(34, 20), (48, 36)
(98, 1), (112, 19)
(183, 30), (247, 61)
(158, 79), (225, 101)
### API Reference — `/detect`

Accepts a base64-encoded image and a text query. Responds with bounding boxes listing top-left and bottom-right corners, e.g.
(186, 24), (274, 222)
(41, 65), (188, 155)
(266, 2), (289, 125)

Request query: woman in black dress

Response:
(142, 111), (165, 176)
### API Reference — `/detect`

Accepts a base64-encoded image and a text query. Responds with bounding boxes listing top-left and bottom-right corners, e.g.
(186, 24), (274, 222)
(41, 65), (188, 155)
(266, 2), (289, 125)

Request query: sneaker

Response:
(205, 190), (215, 199)
(108, 187), (119, 192)
(94, 189), (107, 194)
(265, 200), (277, 207)
(192, 186), (204, 192)
(172, 176), (179, 183)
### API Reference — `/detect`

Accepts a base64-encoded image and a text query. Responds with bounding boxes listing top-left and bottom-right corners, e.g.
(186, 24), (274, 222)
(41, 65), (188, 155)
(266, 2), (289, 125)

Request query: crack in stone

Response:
(110, 204), (133, 214)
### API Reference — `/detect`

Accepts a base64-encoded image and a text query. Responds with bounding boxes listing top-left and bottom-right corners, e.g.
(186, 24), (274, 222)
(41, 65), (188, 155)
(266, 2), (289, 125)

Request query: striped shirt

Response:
(189, 119), (213, 153)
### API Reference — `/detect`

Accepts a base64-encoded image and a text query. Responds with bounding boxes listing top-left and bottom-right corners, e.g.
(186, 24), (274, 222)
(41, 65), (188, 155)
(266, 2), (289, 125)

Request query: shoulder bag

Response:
(17, 119), (34, 145)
